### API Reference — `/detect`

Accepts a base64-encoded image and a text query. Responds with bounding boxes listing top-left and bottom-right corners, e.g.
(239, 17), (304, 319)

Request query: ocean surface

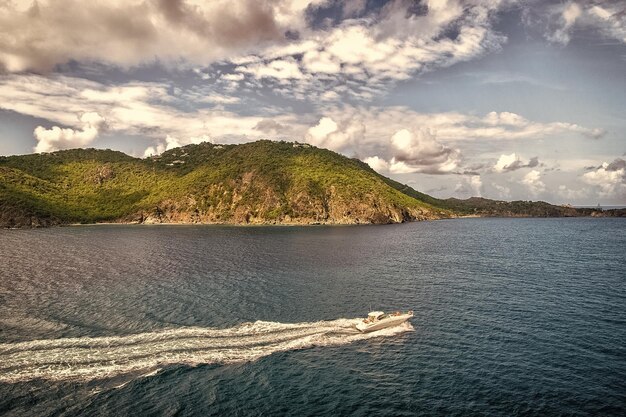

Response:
(0, 218), (624, 416)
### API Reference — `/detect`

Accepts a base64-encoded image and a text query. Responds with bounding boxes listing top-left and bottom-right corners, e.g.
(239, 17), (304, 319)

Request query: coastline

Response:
(5, 213), (625, 230)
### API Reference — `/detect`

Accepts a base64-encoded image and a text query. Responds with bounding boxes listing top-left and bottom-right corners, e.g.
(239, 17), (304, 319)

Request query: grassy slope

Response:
(0, 141), (447, 226)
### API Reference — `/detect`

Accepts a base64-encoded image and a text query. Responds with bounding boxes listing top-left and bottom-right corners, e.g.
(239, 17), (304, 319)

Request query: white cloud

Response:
(494, 153), (519, 172)
(494, 153), (539, 172)
(222, 0), (508, 101)
(0, 75), (608, 179)
(387, 128), (460, 174)
(236, 58), (305, 80)
(541, 1), (626, 46)
(454, 175), (483, 197)
(0, 74), (284, 153)
(521, 169), (546, 196)
(0, 0), (509, 105)
(305, 107), (604, 150)
(305, 116), (365, 152)
(34, 112), (105, 153)
(144, 134), (212, 157)
(363, 156), (390, 173)
(469, 175), (483, 197)
(588, 4), (626, 44)
(547, 2), (582, 45)
(582, 159), (626, 197)
(306, 117), (338, 145)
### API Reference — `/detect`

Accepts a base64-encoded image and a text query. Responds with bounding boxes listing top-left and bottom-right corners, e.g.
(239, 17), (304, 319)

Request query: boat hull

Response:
(355, 313), (413, 333)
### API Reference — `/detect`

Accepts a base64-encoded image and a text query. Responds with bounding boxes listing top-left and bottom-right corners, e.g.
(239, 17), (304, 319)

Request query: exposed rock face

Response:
(0, 206), (60, 228)
(131, 175), (438, 226)
(86, 164), (115, 185)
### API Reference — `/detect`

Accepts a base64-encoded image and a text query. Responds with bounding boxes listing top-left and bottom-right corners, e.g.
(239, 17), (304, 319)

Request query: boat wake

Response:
(0, 318), (413, 383)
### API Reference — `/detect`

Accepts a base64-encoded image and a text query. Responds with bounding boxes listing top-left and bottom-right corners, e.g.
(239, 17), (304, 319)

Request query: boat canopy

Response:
(368, 311), (385, 319)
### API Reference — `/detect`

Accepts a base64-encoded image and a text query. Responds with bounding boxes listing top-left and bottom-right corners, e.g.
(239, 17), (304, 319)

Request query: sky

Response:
(0, 0), (624, 205)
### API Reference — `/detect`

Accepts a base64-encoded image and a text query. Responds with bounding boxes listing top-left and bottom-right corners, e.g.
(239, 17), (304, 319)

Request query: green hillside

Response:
(0, 141), (450, 227)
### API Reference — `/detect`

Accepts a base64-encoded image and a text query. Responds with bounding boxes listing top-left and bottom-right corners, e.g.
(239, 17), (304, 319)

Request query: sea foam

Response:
(0, 319), (413, 383)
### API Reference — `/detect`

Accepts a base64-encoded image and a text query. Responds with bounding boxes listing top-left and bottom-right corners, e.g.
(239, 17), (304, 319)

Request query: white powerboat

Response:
(355, 310), (413, 333)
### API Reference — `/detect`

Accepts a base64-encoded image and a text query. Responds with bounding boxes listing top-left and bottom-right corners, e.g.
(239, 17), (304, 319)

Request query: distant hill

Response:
(352, 160), (620, 218)
(0, 141), (619, 228)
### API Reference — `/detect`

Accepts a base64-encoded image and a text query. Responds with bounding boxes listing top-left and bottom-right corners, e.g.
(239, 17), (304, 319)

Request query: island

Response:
(0, 140), (623, 228)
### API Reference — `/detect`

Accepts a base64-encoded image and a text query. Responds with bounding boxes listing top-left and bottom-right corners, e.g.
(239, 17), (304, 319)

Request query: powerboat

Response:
(355, 310), (413, 333)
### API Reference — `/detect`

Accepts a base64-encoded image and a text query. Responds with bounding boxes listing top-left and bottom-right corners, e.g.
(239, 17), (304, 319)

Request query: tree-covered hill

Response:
(0, 141), (448, 227)
(1, 140), (617, 228)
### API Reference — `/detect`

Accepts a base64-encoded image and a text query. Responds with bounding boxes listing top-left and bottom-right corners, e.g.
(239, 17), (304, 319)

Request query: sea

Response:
(0, 218), (624, 416)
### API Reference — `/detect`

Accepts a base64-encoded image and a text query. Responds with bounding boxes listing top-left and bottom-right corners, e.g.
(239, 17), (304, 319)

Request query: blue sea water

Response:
(0, 218), (624, 416)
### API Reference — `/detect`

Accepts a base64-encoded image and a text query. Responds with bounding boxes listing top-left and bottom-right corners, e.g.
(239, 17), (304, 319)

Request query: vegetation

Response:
(1, 141), (617, 228)
(0, 141), (447, 227)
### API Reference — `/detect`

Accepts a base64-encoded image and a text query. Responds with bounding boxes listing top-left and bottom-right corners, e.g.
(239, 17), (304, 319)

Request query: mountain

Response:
(1, 140), (618, 228)
(0, 141), (450, 228)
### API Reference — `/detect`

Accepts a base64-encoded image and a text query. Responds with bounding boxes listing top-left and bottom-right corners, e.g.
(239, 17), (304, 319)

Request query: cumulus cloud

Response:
(494, 153), (539, 172)
(0, 74), (288, 153)
(143, 134), (211, 157)
(305, 116), (365, 152)
(303, 107), (604, 151)
(521, 169), (546, 196)
(454, 175), (483, 197)
(385, 129), (460, 174)
(363, 156), (390, 173)
(582, 158), (626, 197)
(0, 75), (608, 175)
(34, 112), (105, 153)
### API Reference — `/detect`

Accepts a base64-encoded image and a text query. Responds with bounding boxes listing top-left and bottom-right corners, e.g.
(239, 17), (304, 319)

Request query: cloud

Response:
(0, 0), (321, 73)
(303, 107), (604, 153)
(0, 74), (608, 173)
(253, 119), (292, 135)
(363, 156), (390, 173)
(582, 158), (626, 197)
(492, 183), (511, 199)
(236, 58), (305, 80)
(588, 4), (626, 44)
(454, 175), (483, 197)
(144, 134), (212, 157)
(494, 153), (540, 172)
(218, 0), (508, 101)
(521, 169), (546, 196)
(34, 112), (105, 153)
(537, 1), (626, 46)
(0, 0), (510, 107)
(0, 74), (287, 154)
(557, 184), (587, 201)
(547, 2), (582, 45)
(386, 128), (460, 174)
(305, 116), (365, 152)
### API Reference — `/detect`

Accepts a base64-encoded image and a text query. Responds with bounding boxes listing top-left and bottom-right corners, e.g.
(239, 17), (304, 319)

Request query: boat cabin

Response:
(367, 311), (385, 321)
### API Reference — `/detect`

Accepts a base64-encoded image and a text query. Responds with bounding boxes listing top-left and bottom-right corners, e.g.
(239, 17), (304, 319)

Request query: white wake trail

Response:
(0, 318), (413, 383)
